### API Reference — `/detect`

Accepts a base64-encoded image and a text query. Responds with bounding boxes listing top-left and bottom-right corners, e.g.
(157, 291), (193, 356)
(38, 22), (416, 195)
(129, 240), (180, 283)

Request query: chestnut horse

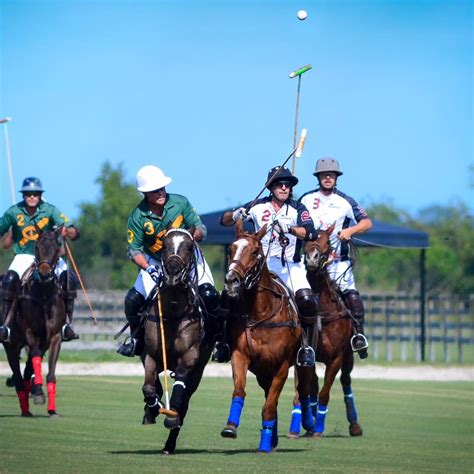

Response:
(220, 220), (314, 453)
(288, 226), (363, 437)
(1, 229), (67, 417)
(141, 228), (217, 454)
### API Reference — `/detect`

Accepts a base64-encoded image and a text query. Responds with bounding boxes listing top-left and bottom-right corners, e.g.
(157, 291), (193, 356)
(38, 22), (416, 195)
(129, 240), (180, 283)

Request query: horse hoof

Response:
(164, 415), (180, 430)
(34, 394), (45, 405)
(48, 411), (60, 419)
(161, 449), (174, 455)
(349, 423), (363, 437)
(142, 414), (157, 425)
(21, 411), (33, 417)
(221, 425), (237, 439)
(287, 432), (299, 439)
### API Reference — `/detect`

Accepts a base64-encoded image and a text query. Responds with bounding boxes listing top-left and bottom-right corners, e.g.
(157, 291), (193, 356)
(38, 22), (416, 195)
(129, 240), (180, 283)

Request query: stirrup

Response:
(0, 325), (11, 343)
(116, 337), (137, 357)
(350, 333), (369, 352)
(296, 346), (315, 367)
(61, 324), (79, 341)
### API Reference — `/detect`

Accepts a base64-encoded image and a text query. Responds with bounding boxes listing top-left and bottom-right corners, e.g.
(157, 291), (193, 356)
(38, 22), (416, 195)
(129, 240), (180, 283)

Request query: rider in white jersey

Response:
(299, 158), (372, 358)
(220, 166), (319, 367)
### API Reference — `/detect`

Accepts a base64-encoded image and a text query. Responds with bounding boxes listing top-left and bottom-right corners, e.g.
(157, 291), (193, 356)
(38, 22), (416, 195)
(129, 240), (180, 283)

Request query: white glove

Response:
(232, 207), (248, 222)
(146, 265), (161, 283)
(278, 221), (291, 234)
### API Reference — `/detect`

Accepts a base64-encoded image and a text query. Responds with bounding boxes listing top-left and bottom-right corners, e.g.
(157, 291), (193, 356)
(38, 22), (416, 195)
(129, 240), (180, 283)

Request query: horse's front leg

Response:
(221, 349), (249, 440)
(296, 365), (317, 433)
(257, 361), (291, 453)
(46, 333), (61, 417)
(340, 351), (363, 436)
(142, 354), (162, 425)
(313, 353), (344, 437)
(26, 328), (46, 406)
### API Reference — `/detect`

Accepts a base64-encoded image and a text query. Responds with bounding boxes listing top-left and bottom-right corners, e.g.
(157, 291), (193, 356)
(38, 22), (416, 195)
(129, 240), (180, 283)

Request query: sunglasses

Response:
(23, 192), (42, 197)
(147, 187), (166, 194)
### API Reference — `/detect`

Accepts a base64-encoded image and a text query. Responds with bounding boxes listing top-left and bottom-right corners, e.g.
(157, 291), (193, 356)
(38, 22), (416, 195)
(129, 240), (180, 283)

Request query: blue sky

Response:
(0, 0), (472, 221)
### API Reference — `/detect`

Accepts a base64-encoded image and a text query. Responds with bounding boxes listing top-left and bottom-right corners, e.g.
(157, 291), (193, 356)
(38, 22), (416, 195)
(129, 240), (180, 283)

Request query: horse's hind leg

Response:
(4, 343), (32, 416)
(340, 351), (363, 436)
(46, 334), (61, 417)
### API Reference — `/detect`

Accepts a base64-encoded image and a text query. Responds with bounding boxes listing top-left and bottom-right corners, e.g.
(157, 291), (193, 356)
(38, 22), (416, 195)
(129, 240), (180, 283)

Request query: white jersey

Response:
(299, 188), (369, 261)
(244, 196), (315, 263)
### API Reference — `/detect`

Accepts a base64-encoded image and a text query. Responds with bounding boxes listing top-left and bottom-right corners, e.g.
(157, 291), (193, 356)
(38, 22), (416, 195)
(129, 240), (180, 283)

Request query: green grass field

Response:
(0, 375), (473, 473)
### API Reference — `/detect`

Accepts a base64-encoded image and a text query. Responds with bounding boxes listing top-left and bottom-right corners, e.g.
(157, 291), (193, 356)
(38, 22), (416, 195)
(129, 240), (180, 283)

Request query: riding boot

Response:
(295, 289), (318, 367)
(343, 290), (369, 359)
(0, 271), (20, 342)
(59, 272), (79, 342)
(117, 288), (145, 357)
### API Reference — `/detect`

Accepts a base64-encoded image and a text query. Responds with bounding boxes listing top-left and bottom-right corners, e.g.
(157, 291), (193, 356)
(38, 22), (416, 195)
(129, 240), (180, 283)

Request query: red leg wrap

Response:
(32, 356), (43, 385)
(47, 382), (57, 412)
(18, 389), (29, 413)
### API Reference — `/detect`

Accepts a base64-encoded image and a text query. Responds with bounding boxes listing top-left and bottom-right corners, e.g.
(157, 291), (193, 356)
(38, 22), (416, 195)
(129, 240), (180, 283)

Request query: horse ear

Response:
(235, 219), (244, 237)
(256, 223), (267, 240)
(327, 222), (336, 235)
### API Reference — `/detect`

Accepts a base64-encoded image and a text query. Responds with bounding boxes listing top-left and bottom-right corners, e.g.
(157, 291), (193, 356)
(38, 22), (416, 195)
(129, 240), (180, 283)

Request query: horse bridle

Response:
(161, 228), (197, 286)
(228, 235), (266, 290)
(305, 238), (331, 274)
(34, 234), (61, 283)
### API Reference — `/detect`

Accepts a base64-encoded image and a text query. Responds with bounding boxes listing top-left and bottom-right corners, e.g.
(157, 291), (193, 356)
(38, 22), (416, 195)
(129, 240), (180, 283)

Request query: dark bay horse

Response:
(288, 226), (363, 438)
(220, 220), (314, 453)
(1, 229), (67, 417)
(141, 228), (217, 454)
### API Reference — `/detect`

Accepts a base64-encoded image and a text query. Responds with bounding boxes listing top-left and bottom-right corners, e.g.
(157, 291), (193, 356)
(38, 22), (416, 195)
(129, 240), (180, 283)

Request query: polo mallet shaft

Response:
(157, 291), (172, 412)
(295, 128), (307, 159)
(0, 117), (15, 204)
(289, 66), (312, 174)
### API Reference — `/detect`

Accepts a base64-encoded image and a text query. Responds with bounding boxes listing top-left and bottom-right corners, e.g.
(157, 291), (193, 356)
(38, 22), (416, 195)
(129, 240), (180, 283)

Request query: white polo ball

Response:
(297, 10), (308, 21)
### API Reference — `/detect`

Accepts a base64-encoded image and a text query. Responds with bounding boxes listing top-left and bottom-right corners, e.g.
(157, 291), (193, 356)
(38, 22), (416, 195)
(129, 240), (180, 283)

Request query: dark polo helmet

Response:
(266, 166), (298, 189)
(20, 177), (44, 193)
(313, 158), (343, 177)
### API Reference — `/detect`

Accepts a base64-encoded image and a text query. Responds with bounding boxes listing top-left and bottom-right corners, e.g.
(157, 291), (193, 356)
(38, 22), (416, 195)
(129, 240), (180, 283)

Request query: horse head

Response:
(162, 228), (195, 287)
(224, 220), (267, 298)
(34, 227), (62, 281)
(305, 223), (335, 273)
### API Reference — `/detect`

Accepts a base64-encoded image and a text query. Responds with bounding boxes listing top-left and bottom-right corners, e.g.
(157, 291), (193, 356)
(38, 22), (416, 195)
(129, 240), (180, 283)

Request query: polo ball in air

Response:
(297, 10), (308, 21)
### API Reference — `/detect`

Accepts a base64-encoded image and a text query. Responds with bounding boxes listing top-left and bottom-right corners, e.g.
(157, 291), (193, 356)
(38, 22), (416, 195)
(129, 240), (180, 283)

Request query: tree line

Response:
(1, 162), (472, 296)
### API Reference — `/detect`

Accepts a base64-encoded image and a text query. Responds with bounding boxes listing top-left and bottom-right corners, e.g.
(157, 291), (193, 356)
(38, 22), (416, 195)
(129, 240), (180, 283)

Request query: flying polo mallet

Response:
(246, 128), (307, 211)
(1, 117), (15, 249)
(289, 65), (312, 175)
(156, 290), (178, 417)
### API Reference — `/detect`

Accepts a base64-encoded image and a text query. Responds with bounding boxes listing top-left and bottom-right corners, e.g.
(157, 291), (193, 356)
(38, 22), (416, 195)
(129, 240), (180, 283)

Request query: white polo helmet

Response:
(136, 165), (172, 192)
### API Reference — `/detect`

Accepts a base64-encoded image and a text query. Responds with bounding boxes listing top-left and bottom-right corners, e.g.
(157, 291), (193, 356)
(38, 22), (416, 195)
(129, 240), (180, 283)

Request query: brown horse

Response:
(220, 220), (315, 452)
(1, 229), (67, 417)
(288, 226), (363, 437)
(141, 228), (217, 454)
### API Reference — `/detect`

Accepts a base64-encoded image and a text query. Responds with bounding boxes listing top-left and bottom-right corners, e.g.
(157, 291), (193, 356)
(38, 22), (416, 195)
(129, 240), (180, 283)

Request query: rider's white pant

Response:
(267, 257), (311, 294)
(8, 254), (68, 279)
(326, 259), (356, 292)
(133, 249), (215, 299)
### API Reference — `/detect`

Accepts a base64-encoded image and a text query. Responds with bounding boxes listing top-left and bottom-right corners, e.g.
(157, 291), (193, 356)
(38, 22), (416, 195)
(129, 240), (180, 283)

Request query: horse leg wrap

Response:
(227, 396), (244, 427)
(170, 380), (186, 412)
(343, 386), (358, 424)
(301, 397), (316, 432)
(32, 356), (43, 386)
(315, 404), (328, 434)
(47, 382), (57, 412)
(288, 404), (302, 435)
(258, 419), (276, 453)
(310, 395), (318, 418)
(17, 387), (30, 413)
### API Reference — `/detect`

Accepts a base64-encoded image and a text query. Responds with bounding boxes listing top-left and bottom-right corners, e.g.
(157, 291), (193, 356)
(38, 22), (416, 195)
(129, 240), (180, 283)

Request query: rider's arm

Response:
(128, 250), (149, 271)
(339, 218), (372, 241)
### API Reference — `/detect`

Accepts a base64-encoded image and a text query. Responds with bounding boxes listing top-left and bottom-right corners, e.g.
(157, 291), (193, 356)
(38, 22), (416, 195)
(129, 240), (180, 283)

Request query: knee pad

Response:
(295, 289), (319, 325)
(198, 283), (220, 315)
(343, 290), (365, 320)
(2, 270), (20, 298)
(125, 288), (146, 319)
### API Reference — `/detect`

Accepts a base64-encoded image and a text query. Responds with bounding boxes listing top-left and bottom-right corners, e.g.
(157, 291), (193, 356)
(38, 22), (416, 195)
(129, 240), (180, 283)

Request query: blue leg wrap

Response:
(310, 395), (318, 418)
(258, 419), (276, 452)
(315, 404), (328, 434)
(271, 416), (278, 448)
(288, 404), (302, 434)
(301, 397), (316, 432)
(343, 386), (358, 424)
(227, 396), (245, 427)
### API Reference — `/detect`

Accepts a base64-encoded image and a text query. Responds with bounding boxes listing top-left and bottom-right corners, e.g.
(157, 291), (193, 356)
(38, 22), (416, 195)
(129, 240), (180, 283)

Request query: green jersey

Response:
(0, 200), (72, 255)
(127, 194), (202, 259)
